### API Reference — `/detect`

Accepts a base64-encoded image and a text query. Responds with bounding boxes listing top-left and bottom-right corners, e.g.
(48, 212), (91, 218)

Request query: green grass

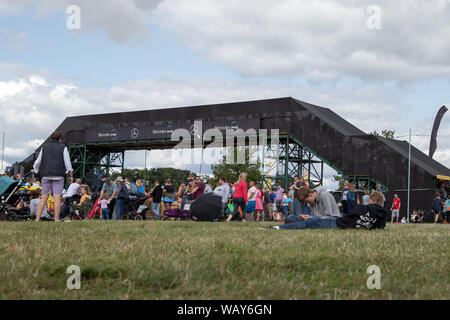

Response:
(0, 221), (448, 300)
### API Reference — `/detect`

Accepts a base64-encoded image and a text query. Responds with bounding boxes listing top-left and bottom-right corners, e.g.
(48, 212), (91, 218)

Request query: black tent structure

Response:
(21, 97), (450, 217)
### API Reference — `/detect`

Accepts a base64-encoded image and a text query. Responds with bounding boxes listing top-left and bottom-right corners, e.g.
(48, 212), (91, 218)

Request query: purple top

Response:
(276, 188), (284, 201)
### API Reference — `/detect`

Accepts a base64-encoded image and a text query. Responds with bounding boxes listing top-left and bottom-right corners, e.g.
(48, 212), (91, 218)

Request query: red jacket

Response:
(233, 181), (248, 202)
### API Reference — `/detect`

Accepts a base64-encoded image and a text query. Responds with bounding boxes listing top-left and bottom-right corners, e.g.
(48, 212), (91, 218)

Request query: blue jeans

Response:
(293, 199), (311, 215)
(115, 199), (124, 220)
(282, 205), (289, 216)
(152, 202), (160, 217)
(101, 208), (109, 220)
(280, 216), (337, 230)
(293, 199), (302, 216)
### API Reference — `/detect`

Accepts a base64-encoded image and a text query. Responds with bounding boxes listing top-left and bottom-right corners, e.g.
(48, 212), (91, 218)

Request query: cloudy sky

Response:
(0, 0), (449, 188)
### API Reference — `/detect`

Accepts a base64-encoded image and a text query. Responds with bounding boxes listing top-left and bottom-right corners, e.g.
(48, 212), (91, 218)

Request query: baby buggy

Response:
(410, 208), (425, 223)
(0, 176), (31, 221)
(123, 193), (148, 220)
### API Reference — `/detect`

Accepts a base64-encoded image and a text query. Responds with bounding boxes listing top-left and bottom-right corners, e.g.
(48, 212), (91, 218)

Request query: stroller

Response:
(123, 193), (148, 220)
(410, 208), (425, 223)
(0, 176), (33, 221)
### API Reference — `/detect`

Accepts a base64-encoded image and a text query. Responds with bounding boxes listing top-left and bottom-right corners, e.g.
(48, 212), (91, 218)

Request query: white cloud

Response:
(0, 0), (163, 43)
(2, 1), (450, 82)
(154, 0), (450, 82)
(0, 65), (448, 174)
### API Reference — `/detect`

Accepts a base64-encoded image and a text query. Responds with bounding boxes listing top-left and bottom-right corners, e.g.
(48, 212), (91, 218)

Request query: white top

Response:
(33, 147), (73, 180)
(248, 186), (258, 201)
(214, 183), (230, 204)
(66, 182), (81, 198)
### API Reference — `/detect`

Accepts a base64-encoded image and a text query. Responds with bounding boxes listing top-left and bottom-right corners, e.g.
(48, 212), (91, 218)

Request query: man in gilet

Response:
(33, 130), (73, 222)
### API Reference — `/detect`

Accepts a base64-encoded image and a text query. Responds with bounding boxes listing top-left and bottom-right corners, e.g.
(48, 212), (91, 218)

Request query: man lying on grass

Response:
(264, 189), (387, 230)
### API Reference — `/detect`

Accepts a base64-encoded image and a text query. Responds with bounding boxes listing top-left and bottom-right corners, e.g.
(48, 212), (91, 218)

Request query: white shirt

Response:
(214, 184), (230, 204)
(66, 182), (81, 198)
(248, 186), (258, 201)
(33, 147), (73, 180)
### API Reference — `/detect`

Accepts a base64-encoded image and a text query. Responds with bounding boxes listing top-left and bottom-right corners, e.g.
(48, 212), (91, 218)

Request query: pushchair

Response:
(123, 193), (148, 220)
(0, 176), (32, 221)
(410, 208), (425, 223)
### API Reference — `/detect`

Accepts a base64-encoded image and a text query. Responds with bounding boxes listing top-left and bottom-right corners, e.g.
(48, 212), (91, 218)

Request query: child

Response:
(400, 216), (407, 224)
(432, 193), (441, 223)
(444, 198), (450, 224)
(29, 189), (51, 219)
(98, 193), (110, 220)
(281, 191), (292, 220)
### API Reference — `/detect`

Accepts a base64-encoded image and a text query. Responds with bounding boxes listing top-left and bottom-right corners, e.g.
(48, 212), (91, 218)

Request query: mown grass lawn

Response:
(0, 221), (448, 300)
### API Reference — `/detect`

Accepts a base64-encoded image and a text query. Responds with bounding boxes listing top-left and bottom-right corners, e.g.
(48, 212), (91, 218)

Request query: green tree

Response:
(370, 129), (395, 139)
(111, 167), (192, 190)
(209, 146), (261, 188)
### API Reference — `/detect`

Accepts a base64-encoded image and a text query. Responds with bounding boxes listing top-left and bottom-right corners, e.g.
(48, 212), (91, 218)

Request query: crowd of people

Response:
(1, 129), (449, 225)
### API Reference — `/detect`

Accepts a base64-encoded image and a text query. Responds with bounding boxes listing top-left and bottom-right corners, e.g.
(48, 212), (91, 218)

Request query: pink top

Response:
(99, 199), (110, 209)
(255, 190), (264, 210)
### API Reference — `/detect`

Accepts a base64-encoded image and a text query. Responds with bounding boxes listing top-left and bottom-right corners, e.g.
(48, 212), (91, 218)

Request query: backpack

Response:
(118, 182), (129, 199)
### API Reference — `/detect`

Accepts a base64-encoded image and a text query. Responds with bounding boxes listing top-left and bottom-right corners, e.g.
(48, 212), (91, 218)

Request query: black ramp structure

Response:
(21, 97), (450, 217)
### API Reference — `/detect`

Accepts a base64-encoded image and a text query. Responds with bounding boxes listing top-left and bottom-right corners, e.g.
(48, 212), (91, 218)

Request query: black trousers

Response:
(108, 199), (116, 220)
(231, 197), (247, 220)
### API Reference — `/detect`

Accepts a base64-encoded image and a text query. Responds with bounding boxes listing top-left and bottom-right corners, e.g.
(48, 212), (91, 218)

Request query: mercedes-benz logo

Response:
(190, 124), (199, 136)
(131, 128), (139, 139)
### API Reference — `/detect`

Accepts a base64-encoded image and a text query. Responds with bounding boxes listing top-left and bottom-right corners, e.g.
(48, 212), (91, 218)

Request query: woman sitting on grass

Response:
(264, 190), (387, 230)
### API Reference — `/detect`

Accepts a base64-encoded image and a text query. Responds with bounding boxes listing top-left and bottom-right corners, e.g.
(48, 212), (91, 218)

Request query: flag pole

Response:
(407, 129), (411, 224)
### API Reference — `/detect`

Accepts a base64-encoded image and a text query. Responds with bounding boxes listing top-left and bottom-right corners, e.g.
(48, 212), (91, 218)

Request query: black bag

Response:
(190, 192), (223, 222)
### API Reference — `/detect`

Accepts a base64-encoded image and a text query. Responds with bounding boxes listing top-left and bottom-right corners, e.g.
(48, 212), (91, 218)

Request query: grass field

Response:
(0, 221), (448, 300)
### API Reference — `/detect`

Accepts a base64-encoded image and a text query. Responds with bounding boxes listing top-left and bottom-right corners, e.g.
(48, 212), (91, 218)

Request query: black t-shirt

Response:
(164, 185), (175, 193)
(336, 204), (387, 230)
(151, 185), (163, 203)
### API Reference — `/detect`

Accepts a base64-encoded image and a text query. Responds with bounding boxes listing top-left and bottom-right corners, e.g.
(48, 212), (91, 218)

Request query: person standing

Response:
(341, 181), (355, 214)
(100, 177), (117, 220)
(390, 194), (401, 223)
(290, 175), (302, 216)
(226, 173), (248, 222)
(275, 184), (284, 216)
(213, 177), (230, 217)
(281, 191), (292, 220)
(98, 193), (110, 220)
(246, 181), (258, 221)
(204, 183), (213, 194)
(150, 180), (163, 219)
(376, 183), (386, 207)
(255, 184), (264, 221)
(444, 197), (450, 224)
(115, 176), (129, 220)
(432, 193), (442, 223)
(191, 176), (205, 200)
(33, 130), (73, 222)
(362, 190), (370, 206)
